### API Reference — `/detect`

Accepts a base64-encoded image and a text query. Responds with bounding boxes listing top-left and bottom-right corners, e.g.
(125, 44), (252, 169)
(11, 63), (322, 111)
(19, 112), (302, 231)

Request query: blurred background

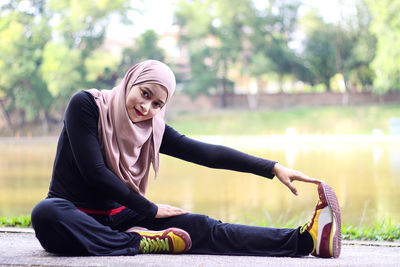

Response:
(1, 0), (400, 228)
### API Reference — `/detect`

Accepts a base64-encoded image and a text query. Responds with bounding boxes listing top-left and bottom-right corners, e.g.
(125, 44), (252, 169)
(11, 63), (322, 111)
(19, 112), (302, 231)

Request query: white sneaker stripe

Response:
(316, 206), (333, 255)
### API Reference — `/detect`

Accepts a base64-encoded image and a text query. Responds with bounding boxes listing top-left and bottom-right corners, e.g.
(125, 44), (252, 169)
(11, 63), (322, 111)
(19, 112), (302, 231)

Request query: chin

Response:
(133, 117), (151, 123)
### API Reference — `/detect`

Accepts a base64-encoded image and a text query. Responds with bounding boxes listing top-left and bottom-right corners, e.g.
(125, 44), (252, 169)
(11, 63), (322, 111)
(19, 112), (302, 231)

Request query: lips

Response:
(135, 108), (144, 116)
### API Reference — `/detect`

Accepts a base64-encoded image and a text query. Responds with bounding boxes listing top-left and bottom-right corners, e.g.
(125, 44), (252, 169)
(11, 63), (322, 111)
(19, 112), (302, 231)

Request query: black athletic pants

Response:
(31, 198), (312, 256)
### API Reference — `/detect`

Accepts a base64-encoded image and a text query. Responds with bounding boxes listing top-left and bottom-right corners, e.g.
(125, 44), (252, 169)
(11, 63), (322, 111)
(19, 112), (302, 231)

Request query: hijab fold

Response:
(86, 60), (175, 196)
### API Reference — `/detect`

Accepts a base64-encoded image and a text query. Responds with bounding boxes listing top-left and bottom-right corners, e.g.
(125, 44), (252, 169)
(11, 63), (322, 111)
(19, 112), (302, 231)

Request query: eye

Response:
(153, 102), (162, 108)
(141, 90), (149, 98)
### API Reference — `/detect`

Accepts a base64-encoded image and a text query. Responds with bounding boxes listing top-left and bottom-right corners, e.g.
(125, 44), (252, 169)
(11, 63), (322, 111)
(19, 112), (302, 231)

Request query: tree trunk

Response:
(0, 99), (13, 131)
(335, 4), (348, 94)
(41, 109), (49, 135)
(219, 60), (228, 108)
(278, 71), (284, 93)
(325, 80), (331, 91)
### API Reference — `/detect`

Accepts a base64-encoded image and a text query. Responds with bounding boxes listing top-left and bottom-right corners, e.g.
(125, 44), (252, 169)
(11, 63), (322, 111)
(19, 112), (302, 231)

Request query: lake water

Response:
(1, 135), (400, 227)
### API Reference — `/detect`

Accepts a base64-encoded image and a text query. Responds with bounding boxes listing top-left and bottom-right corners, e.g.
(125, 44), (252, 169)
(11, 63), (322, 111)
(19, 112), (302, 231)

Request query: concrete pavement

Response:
(1, 227), (399, 266)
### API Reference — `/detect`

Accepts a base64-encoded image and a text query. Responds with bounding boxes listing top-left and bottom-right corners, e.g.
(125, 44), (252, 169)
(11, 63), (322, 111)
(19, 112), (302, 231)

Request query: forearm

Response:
(161, 125), (276, 178)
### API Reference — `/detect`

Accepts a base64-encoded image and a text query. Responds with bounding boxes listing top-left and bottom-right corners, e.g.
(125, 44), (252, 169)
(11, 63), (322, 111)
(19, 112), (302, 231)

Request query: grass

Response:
(342, 218), (400, 242)
(0, 215), (31, 228)
(167, 104), (400, 135)
(1, 214), (399, 242)
(238, 212), (400, 242)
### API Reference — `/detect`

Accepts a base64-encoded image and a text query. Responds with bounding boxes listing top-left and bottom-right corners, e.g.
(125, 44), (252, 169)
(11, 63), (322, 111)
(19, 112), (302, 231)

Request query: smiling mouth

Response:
(135, 108), (144, 116)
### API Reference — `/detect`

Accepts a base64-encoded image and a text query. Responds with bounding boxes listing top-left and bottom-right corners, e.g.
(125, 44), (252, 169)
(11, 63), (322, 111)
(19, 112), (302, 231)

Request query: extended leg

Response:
(114, 209), (310, 257)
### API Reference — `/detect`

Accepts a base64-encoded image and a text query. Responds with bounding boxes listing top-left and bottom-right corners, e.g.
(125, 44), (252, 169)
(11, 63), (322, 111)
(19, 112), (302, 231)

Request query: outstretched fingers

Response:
(274, 163), (324, 195)
(285, 180), (299, 196)
(292, 172), (324, 185)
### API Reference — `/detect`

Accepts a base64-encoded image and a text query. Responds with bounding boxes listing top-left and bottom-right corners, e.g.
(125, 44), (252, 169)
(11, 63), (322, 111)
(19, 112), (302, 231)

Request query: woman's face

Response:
(125, 83), (168, 123)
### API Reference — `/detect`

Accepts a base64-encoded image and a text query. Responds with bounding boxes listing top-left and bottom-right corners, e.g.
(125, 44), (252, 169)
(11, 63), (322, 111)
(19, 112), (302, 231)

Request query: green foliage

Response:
(0, 4), (53, 124)
(301, 11), (339, 89)
(176, 0), (308, 96)
(368, 0), (400, 93)
(85, 50), (119, 89)
(118, 30), (165, 77)
(175, 0), (256, 99)
(342, 0), (376, 91)
(300, 1), (376, 92)
(0, 0), (400, 131)
(0, 0), (136, 131)
(342, 218), (400, 241)
(46, 0), (133, 52)
(250, 0), (303, 91)
(0, 215), (31, 228)
(41, 42), (82, 98)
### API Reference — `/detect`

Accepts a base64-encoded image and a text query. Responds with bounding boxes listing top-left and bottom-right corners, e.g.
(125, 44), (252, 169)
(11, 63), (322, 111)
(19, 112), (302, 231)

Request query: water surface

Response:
(1, 135), (399, 226)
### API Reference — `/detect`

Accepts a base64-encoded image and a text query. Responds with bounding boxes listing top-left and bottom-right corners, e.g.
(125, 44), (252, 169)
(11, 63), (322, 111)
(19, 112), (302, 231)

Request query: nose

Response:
(140, 101), (151, 115)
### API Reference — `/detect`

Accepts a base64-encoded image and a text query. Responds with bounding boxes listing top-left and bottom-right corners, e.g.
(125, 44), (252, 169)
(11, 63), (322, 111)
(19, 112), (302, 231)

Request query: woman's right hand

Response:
(155, 204), (190, 218)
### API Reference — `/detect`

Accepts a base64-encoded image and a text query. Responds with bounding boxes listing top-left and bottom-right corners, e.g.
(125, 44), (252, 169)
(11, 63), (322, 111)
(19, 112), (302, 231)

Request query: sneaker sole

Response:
(320, 183), (341, 258)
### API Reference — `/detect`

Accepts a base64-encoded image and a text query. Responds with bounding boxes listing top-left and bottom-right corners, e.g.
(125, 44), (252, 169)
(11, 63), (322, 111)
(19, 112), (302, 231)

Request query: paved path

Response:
(1, 228), (399, 267)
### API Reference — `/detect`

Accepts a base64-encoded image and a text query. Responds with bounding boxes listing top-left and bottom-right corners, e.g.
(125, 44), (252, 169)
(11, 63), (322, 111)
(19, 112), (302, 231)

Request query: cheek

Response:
(146, 108), (160, 119)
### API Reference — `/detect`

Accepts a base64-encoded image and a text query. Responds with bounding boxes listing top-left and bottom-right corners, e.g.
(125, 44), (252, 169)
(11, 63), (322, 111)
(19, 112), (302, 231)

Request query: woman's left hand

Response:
(155, 204), (190, 218)
(273, 163), (323, 196)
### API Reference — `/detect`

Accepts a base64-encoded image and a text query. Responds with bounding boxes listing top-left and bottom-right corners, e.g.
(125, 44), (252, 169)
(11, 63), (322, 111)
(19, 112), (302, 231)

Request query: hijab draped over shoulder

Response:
(86, 60), (176, 196)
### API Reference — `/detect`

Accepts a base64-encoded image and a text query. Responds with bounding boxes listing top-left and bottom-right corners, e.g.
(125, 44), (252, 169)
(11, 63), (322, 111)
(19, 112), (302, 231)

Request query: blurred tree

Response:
(301, 2), (376, 93)
(249, 0), (303, 92)
(85, 50), (119, 89)
(44, 0), (135, 97)
(341, 0), (376, 91)
(0, 0), (136, 133)
(176, 0), (304, 100)
(300, 10), (338, 90)
(212, 0), (257, 106)
(41, 42), (82, 98)
(176, 0), (257, 106)
(367, 0), (400, 93)
(175, 0), (216, 96)
(0, 0), (53, 132)
(118, 29), (165, 77)
(257, 0), (300, 92)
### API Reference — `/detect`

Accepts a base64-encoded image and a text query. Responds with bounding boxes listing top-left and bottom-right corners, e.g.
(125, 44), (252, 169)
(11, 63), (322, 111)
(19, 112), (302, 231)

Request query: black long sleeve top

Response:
(48, 91), (276, 218)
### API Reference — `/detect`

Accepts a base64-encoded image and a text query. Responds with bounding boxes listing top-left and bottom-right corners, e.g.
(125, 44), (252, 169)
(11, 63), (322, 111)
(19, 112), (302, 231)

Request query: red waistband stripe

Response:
(77, 206), (126, 215)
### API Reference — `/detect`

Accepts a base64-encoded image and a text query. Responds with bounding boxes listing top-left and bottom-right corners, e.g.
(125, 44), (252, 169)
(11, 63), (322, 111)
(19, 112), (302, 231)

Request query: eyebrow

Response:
(143, 86), (165, 105)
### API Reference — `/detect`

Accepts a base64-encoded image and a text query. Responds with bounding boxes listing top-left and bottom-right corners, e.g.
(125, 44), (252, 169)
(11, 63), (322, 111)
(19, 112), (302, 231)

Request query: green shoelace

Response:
(300, 220), (311, 234)
(139, 237), (170, 253)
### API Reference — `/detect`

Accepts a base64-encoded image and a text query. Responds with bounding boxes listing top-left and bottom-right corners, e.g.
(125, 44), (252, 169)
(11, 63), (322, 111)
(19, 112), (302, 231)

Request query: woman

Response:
(31, 60), (341, 258)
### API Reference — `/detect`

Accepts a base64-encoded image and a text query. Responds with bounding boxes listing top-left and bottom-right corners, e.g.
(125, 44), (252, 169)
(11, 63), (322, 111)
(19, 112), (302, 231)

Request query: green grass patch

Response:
(0, 215), (31, 228)
(238, 212), (400, 242)
(342, 218), (400, 242)
(168, 104), (400, 135)
(1, 214), (399, 242)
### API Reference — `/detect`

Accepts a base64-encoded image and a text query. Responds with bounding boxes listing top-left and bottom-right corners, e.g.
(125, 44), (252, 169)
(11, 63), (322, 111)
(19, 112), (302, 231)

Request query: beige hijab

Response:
(86, 60), (176, 196)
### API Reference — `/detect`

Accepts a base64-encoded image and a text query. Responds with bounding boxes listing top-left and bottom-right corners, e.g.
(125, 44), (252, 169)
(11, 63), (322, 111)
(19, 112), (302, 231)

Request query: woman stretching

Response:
(31, 60), (341, 258)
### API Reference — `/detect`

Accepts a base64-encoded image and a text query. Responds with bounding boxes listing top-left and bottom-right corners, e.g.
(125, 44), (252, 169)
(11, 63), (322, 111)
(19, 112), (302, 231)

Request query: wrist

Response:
(273, 162), (281, 176)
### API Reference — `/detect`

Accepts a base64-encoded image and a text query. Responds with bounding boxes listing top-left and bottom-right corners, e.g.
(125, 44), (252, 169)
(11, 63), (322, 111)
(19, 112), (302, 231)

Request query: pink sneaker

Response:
(300, 182), (341, 258)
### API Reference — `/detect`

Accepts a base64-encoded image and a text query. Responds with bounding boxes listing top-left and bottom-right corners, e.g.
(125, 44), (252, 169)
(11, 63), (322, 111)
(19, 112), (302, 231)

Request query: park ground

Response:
(1, 227), (399, 267)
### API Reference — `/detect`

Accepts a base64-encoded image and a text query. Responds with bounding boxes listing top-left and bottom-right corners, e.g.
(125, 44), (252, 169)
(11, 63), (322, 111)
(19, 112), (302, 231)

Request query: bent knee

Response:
(31, 198), (74, 229)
